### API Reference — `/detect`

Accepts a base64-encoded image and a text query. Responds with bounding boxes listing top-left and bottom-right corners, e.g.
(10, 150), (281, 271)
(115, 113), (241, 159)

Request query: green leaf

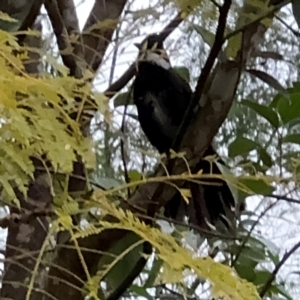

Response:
(235, 264), (256, 282)
(292, 81), (300, 92)
(267, 250), (280, 265)
(228, 137), (258, 158)
(230, 244), (265, 269)
(276, 93), (300, 124)
(128, 169), (142, 182)
(216, 162), (239, 205)
(191, 25), (214, 47)
(130, 285), (154, 300)
(240, 246), (266, 263)
(240, 219), (257, 227)
(239, 161), (268, 174)
(144, 258), (163, 288)
(253, 270), (272, 286)
(286, 117), (300, 130)
(173, 66), (190, 83)
(258, 148), (273, 168)
(100, 232), (144, 294)
(282, 134), (300, 145)
(269, 284), (294, 300)
(269, 93), (282, 108)
(246, 69), (287, 95)
(241, 99), (279, 128)
(114, 91), (134, 107)
(258, 236), (279, 256)
(238, 177), (274, 196)
(96, 177), (120, 189)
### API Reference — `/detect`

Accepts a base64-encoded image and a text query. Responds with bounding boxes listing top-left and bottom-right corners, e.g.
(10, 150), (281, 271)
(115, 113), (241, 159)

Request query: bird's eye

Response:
(154, 49), (165, 56)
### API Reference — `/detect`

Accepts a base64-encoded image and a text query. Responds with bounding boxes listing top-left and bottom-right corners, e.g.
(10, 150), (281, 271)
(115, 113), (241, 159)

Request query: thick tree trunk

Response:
(0, 17), (51, 300)
(1, 175), (52, 300)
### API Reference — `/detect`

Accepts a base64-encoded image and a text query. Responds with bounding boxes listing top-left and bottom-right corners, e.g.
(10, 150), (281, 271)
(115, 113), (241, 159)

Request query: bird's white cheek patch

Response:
(146, 52), (171, 69)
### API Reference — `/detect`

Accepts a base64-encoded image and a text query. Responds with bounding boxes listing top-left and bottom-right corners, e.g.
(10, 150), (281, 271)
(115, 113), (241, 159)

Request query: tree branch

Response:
(17, 0), (43, 44)
(56, 0), (80, 36)
(76, 0), (128, 73)
(104, 11), (186, 98)
(232, 201), (277, 266)
(269, 194), (300, 205)
(259, 240), (300, 297)
(44, 0), (82, 78)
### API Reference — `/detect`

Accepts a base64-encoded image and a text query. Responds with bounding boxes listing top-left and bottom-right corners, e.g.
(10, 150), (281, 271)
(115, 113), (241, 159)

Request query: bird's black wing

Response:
(133, 62), (192, 152)
(164, 145), (236, 229)
(133, 61), (237, 228)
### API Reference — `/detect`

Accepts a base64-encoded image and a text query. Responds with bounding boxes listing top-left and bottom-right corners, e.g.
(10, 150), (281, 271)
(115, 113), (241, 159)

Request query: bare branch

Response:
(232, 202), (277, 266)
(260, 240), (300, 297)
(44, 0), (82, 78)
(17, 0), (43, 44)
(275, 15), (300, 37)
(172, 0), (232, 155)
(57, 0), (80, 35)
(269, 194), (300, 205)
(77, 0), (128, 73)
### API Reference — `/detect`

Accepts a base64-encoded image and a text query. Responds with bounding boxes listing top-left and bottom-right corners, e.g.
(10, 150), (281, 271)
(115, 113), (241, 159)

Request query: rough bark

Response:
(0, 16), (52, 299)
(0, 0), (35, 31)
(76, 0), (128, 72)
(0, 9), (50, 298)
(1, 169), (52, 300)
(57, 0), (80, 36)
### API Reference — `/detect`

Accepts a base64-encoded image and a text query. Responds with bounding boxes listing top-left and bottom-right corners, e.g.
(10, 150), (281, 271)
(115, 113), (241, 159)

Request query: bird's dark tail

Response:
(163, 145), (237, 230)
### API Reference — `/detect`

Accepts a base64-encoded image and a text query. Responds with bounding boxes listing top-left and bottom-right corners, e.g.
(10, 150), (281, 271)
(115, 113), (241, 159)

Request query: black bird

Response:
(133, 34), (236, 229)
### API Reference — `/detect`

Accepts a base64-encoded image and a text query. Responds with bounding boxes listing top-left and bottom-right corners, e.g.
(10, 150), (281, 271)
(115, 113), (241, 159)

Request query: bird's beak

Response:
(134, 43), (141, 50)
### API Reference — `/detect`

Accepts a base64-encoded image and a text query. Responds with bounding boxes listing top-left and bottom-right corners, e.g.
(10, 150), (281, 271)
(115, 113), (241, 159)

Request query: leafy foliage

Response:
(0, 30), (102, 202)
(1, 1), (300, 300)
(71, 195), (261, 300)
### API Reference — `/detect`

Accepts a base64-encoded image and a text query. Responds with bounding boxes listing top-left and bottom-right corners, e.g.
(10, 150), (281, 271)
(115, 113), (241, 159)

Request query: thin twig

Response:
(112, 25), (131, 197)
(232, 201), (277, 266)
(210, 0), (221, 8)
(232, 190), (300, 267)
(269, 194), (300, 205)
(260, 240), (300, 297)
(136, 212), (240, 241)
(275, 15), (300, 37)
